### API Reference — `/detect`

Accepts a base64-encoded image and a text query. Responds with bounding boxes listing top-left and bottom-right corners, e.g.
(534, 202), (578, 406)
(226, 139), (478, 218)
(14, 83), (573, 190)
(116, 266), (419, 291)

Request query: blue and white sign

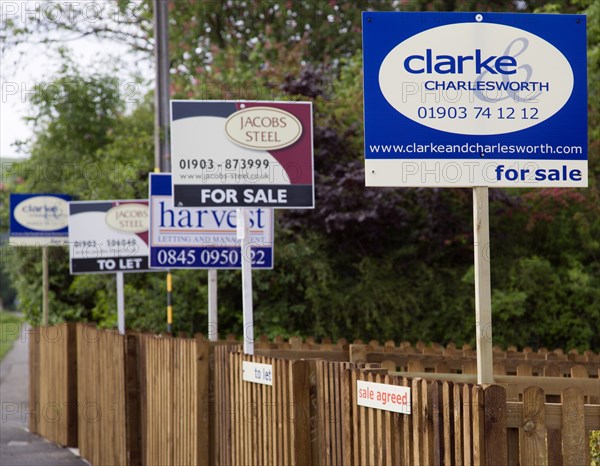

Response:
(363, 12), (587, 187)
(9, 194), (71, 246)
(149, 173), (274, 269)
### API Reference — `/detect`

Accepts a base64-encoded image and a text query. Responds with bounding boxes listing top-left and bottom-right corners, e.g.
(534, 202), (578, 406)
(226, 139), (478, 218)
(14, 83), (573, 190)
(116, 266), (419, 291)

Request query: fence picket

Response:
(453, 383), (464, 466)
(401, 376), (412, 465)
(412, 378), (423, 464)
(561, 387), (587, 466)
(472, 385), (485, 466)
(520, 386), (546, 465)
(374, 373), (383, 465)
(443, 381), (454, 466)
(483, 385), (508, 466)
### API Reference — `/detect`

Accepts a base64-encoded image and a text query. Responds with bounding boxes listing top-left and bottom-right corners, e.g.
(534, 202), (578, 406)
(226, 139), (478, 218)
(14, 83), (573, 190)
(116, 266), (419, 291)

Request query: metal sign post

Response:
(473, 187), (493, 384)
(116, 272), (125, 335)
(167, 271), (173, 334)
(237, 208), (254, 355)
(42, 246), (49, 326)
(208, 270), (218, 342)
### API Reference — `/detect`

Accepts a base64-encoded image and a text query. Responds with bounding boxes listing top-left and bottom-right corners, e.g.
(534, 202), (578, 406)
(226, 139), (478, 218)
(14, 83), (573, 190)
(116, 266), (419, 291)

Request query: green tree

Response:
(2, 1), (599, 351)
(3, 61), (156, 325)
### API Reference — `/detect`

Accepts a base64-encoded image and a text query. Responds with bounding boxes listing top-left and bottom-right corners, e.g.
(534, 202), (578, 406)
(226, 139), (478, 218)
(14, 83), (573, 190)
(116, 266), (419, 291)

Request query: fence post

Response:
(196, 334), (210, 466)
(472, 385), (485, 466)
(427, 380), (443, 465)
(305, 360), (320, 466)
(66, 324), (78, 447)
(28, 327), (40, 434)
(125, 333), (141, 466)
(206, 339), (217, 466)
(561, 387), (587, 465)
(349, 344), (367, 363)
(340, 365), (353, 466)
(290, 360), (311, 466)
(483, 385), (507, 466)
(519, 386), (546, 465)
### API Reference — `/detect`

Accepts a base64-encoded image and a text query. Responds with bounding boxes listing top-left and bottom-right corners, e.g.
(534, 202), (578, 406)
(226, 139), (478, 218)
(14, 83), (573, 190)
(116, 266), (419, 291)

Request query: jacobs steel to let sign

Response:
(9, 194), (71, 246)
(362, 12), (587, 187)
(171, 100), (314, 208)
(69, 200), (156, 274)
(149, 173), (274, 269)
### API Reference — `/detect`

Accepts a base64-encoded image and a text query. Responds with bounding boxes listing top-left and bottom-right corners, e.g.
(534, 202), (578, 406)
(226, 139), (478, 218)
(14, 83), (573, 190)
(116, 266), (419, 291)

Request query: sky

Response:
(1, 3), (152, 159)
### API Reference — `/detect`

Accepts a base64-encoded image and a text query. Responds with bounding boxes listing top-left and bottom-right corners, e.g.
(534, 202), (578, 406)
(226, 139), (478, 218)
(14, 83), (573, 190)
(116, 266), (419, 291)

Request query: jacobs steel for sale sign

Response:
(362, 12), (587, 187)
(69, 200), (156, 274)
(171, 100), (314, 208)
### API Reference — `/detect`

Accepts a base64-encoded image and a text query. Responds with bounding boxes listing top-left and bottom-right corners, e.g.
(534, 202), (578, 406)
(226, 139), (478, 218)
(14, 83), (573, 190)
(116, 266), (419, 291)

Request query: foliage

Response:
(1, 1), (599, 351)
(0, 260), (17, 310)
(3, 60), (156, 326)
(0, 311), (24, 360)
(592, 430), (600, 466)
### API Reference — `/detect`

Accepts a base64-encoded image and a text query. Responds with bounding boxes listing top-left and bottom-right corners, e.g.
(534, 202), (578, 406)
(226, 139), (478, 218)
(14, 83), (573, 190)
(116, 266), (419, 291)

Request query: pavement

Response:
(0, 324), (88, 466)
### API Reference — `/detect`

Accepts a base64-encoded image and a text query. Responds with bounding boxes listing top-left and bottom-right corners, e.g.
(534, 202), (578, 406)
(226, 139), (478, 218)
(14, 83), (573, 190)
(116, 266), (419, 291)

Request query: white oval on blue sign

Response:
(14, 196), (69, 231)
(378, 22), (573, 135)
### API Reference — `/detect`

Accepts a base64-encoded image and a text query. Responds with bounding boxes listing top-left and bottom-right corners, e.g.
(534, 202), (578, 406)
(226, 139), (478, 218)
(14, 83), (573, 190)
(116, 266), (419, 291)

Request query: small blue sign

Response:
(149, 173), (274, 269)
(363, 12), (587, 187)
(10, 193), (71, 246)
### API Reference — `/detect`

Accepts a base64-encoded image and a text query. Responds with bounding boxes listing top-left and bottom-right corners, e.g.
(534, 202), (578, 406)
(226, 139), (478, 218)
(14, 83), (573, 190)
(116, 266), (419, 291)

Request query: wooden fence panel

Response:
(76, 324), (129, 466)
(344, 369), (504, 465)
(212, 343), (239, 466)
(32, 324), (77, 447)
(138, 335), (209, 466)
(223, 351), (312, 466)
(290, 360), (311, 466)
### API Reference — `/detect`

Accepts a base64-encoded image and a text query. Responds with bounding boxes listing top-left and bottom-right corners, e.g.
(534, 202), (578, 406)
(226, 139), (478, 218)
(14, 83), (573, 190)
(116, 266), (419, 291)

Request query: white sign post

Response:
(42, 246), (49, 326)
(237, 208), (254, 355)
(116, 272), (126, 335)
(473, 187), (493, 384)
(208, 270), (218, 342)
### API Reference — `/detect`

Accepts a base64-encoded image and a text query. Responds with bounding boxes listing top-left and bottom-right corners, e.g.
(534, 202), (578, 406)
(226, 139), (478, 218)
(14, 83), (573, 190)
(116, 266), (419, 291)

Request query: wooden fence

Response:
(343, 370), (597, 466)
(138, 333), (210, 466)
(218, 352), (600, 465)
(75, 324), (139, 466)
(28, 324), (77, 447)
(348, 342), (600, 378)
(29, 326), (600, 465)
(234, 353), (310, 465)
